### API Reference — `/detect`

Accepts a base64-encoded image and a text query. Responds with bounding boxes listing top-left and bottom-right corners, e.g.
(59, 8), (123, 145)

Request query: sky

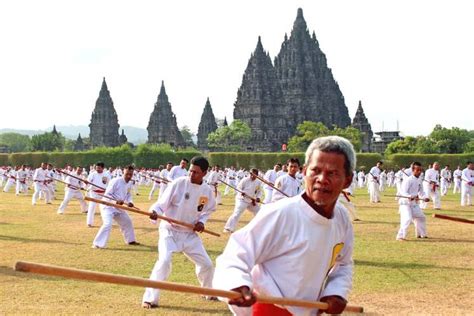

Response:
(0, 0), (473, 137)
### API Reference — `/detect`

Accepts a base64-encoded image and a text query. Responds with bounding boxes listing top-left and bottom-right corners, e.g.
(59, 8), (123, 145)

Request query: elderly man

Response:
(213, 136), (355, 315)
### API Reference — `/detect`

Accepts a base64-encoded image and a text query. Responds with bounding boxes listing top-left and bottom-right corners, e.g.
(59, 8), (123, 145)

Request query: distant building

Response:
(197, 98), (218, 150)
(372, 131), (404, 153)
(352, 101), (373, 152)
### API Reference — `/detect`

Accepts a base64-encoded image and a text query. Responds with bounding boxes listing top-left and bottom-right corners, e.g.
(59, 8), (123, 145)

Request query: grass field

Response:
(0, 184), (473, 315)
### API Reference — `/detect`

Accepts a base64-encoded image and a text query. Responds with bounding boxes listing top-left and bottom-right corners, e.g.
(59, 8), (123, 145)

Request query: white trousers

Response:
(92, 208), (136, 248)
(224, 180), (237, 195)
(224, 199), (260, 232)
(453, 179), (461, 194)
(263, 188), (273, 204)
(396, 204), (427, 239)
(142, 228), (214, 305)
(148, 182), (160, 200)
(32, 182), (51, 205)
(421, 183), (441, 209)
(461, 183), (472, 206)
(87, 191), (103, 226)
(57, 189), (87, 214)
(16, 181), (28, 195)
(3, 179), (15, 192)
(440, 179), (449, 196)
(358, 178), (365, 188)
(368, 182), (380, 202)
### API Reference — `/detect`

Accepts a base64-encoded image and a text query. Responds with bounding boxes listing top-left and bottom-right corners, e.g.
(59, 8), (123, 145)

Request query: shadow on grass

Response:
(158, 303), (229, 314)
(0, 234), (82, 245)
(355, 260), (473, 271)
(354, 220), (398, 225)
(0, 265), (60, 281)
(207, 218), (250, 225)
(417, 237), (474, 244)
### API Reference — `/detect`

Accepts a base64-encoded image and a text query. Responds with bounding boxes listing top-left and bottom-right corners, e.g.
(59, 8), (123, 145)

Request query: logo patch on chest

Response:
(197, 196), (208, 212)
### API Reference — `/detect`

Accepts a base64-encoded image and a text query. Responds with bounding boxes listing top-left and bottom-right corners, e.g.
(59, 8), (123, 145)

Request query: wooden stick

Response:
(14, 261), (363, 313)
(218, 179), (264, 205)
(252, 172), (289, 197)
(56, 169), (106, 191)
(432, 213), (474, 224)
(84, 197), (220, 237)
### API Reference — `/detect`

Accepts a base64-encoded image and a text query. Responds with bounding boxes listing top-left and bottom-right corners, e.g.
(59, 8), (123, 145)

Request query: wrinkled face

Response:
(304, 151), (352, 207)
(124, 169), (133, 182)
(189, 164), (206, 184)
(288, 162), (299, 177)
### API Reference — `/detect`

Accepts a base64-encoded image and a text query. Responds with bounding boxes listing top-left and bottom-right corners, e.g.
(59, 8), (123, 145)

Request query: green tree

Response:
(0, 133), (32, 152)
(429, 125), (471, 154)
(287, 121), (361, 152)
(207, 120), (251, 151)
(31, 132), (65, 152)
(180, 125), (195, 148)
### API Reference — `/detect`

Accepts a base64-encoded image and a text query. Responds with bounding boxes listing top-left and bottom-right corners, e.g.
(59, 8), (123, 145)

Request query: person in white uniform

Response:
(271, 158), (302, 202)
(461, 161), (473, 206)
(3, 167), (17, 193)
(357, 170), (365, 188)
(224, 166), (238, 196)
(15, 165), (28, 195)
(396, 161), (430, 241)
(32, 162), (51, 205)
(423, 162), (441, 210)
(92, 165), (140, 248)
(168, 158), (188, 181)
(148, 166), (163, 201)
(223, 169), (262, 233)
(86, 162), (111, 227)
(57, 166), (88, 214)
(368, 161), (383, 203)
(262, 164), (280, 203)
(207, 165), (223, 205)
(142, 156), (217, 308)
(452, 166), (462, 194)
(213, 136), (355, 315)
(440, 165), (451, 196)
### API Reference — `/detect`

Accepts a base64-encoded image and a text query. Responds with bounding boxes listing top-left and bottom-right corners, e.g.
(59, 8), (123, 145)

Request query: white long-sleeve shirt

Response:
(87, 171), (110, 192)
(398, 175), (426, 206)
(271, 174), (301, 202)
(213, 193), (353, 316)
(368, 166), (381, 183)
(236, 177), (262, 201)
(33, 168), (47, 182)
(263, 169), (278, 190)
(424, 168), (439, 185)
(150, 177), (216, 233)
(65, 172), (86, 191)
(101, 177), (133, 212)
(168, 166), (188, 181)
(461, 167), (473, 185)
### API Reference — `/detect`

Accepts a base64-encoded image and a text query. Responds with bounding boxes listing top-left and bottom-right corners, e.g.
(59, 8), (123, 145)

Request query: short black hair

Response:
(190, 156), (209, 172)
(167, 162), (173, 165)
(412, 161), (422, 167)
(181, 158), (189, 163)
(250, 168), (259, 175)
(377, 161), (384, 165)
(125, 165), (134, 171)
(287, 158), (300, 166)
(96, 162), (105, 168)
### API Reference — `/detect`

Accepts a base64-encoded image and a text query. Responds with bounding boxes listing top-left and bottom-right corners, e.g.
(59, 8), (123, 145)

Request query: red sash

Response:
(252, 303), (291, 316)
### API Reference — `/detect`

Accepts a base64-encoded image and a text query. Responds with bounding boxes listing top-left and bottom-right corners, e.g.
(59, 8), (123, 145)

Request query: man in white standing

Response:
(271, 158), (302, 202)
(423, 162), (441, 210)
(92, 165), (140, 248)
(368, 161), (383, 203)
(168, 158), (188, 181)
(452, 165), (462, 194)
(223, 168), (262, 233)
(86, 162), (111, 227)
(32, 162), (51, 205)
(15, 165), (28, 196)
(461, 161), (473, 206)
(262, 164), (280, 203)
(142, 156), (217, 308)
(57, 166), (88, 214)
(440, 165), (451, 196)
(224, 166), (238, 196)
(396, 161), (430, 241)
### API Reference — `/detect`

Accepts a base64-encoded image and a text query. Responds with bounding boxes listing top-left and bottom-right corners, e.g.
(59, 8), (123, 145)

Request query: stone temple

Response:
(234, 8), (351, 151)
(352, 100), (373, 152)
(89, 78), (122, 148)
(147, 81), (185, 147)
(197, 98), (218, 150)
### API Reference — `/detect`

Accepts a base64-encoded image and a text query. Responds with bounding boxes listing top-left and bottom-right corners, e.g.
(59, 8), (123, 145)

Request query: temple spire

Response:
(197, 98), (218, 150)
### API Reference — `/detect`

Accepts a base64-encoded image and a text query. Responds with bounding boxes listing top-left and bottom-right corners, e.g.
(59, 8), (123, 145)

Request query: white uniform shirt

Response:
(461, 167), (473, 184)
(440, 169), (450, 181)
(33, 168), (47, 182)
(16, 170), (28, 182)
(168, 166), (188, 181)
(368, 166), (381, 183)
(236, 177), (262, 201)
(87, 171), (110, 192)
(226, 169), (237, 181)
(214, 194), (353, 315)
(263, 169), (278, 190)
(398, 175), (425, 206)
(150, 177), (216, 233)
(207, 170), (222, 185)
(424, 168), (439, 185)
(65, 172), (86, 191)
(102, 177), (133, 212)
(272, 174), (301, 202)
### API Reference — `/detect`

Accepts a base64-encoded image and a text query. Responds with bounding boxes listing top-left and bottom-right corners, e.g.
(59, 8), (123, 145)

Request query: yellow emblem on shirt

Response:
(199, 196), (208, 205)
(329, 242), (344, 270)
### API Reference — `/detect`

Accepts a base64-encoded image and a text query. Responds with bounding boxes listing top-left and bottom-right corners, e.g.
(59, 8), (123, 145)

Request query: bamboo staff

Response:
(432, 213), (474, 224)
(85, 197), (220, 237)
(383, 194), (430, 201)
(14, 261), (363, 313)
(56, 169), (106, 191)
(218, 179), (264, 205)
(251, 172), (289, 197)
(143, 173), (170, 184)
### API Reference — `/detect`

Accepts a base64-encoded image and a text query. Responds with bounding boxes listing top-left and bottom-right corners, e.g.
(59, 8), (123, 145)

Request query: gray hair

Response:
(305, 136), (356, 176)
